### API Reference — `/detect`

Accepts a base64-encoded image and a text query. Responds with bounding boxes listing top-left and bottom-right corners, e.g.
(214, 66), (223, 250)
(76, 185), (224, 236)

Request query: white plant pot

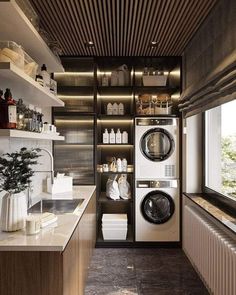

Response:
(1, 192), (27, 232)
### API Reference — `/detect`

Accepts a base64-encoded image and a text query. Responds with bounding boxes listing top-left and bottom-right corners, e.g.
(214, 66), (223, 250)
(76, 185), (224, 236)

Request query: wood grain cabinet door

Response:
(63, 225), (80, 295)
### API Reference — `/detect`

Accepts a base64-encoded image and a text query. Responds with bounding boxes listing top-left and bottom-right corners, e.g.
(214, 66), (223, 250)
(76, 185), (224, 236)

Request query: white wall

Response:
(183, 114), (202, 193)
(0, 106), (52, 206)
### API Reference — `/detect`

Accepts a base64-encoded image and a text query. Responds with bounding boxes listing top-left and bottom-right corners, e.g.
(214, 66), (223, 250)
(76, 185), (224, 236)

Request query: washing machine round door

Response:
(141, 190), (175, 224)
(140, 128), (175, 161)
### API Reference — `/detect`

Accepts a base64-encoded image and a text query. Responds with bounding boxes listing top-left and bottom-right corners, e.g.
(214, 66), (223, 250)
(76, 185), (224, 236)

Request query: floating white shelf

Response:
(0, 0), (64, 73)
(0, 129), (65, 141)
(0, 62), (64, 107)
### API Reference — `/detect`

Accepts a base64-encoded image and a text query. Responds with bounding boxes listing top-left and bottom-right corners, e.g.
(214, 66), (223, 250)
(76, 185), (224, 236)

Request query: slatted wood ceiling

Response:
(30, 0), (217, 56)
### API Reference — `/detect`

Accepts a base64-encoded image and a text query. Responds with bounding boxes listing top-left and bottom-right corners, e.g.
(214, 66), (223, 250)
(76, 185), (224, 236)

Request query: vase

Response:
(0, 192), (27, 232)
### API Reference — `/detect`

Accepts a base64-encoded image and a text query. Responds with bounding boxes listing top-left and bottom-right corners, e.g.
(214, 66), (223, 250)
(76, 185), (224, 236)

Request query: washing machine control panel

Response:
(136, 118), (177, 126)
(137, 180), (178, 188)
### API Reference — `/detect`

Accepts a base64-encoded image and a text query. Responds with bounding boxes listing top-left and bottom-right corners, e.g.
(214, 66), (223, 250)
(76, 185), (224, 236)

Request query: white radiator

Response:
(184, 205), (236, 295)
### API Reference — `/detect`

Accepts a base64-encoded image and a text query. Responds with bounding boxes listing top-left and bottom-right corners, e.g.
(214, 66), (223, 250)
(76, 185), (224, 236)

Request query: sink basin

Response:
(28, 199), (85, 214)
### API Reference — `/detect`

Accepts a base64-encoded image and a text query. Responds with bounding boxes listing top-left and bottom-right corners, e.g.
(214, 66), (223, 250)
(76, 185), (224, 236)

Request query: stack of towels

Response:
(102, 214), (128, 240)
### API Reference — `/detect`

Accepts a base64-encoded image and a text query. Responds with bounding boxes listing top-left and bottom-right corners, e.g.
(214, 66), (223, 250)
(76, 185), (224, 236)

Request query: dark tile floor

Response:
(85, 248), (209, 295)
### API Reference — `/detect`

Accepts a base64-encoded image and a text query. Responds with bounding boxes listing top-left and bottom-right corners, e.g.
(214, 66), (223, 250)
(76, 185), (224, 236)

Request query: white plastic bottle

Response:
(115, 128), (122, 143)
(116, 158), (122, 172)
(118, 103), (124, 115)
(122, 158), (128, 172)
(107, 103), (113, 115)
(102, 74), (109, 86)
(109, 128), (115, 143)
(103, 128), (109, 143)
(41, 64), (50, 90)
(122, 131), (128, 144)
(112, 103), (119, 115)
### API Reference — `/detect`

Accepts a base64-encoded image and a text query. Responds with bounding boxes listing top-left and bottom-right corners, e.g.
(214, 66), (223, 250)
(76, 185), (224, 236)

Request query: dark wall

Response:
(182, 0), (236, 90)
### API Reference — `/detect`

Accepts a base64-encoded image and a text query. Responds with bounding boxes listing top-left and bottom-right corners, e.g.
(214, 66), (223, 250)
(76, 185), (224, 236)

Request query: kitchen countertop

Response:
(0, 185), (96, 252)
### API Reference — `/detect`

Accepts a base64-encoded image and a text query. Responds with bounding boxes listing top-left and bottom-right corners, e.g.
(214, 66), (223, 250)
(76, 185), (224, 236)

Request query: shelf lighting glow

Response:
(97, 95), (133, 99)
(169, 70), (181, 77)
(97, 119), (133, 124)
(57, 95), (94, 99)
(54, 72), (94, 77)
(97, 71), (112, 75)
(55, 120), (94, 124)
(135, 71), (169, 75)
(171, 93), (181, 99)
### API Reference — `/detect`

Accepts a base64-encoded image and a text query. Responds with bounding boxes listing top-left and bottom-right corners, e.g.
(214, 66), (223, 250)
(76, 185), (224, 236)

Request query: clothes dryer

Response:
(135, 117), (179, 179)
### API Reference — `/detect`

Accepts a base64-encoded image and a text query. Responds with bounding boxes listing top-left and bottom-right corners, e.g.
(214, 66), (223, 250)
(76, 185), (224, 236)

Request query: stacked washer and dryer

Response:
(135, 117), (180, 242)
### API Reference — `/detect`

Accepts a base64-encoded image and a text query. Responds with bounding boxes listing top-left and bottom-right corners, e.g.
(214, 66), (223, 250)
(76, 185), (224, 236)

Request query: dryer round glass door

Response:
(140, 128), (175, 161)
(141, 190), (175, 224)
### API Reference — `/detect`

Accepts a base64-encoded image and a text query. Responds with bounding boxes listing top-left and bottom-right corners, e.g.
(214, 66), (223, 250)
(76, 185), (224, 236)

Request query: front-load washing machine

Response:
(135, 117), (179, 179)
(135, 179), (180, 242)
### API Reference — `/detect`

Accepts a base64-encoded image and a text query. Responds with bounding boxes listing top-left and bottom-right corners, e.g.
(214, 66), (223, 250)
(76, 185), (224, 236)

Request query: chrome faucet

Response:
(37, 148), (55, 185)
(27, 148), (54, 210)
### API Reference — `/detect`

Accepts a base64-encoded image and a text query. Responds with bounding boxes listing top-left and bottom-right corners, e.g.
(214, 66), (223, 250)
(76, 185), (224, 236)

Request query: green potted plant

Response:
(0, 147), (40, 231)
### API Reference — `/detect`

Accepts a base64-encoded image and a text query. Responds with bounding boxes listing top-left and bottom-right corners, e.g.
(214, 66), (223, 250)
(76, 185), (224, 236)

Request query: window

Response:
(205, 100), (236, 200)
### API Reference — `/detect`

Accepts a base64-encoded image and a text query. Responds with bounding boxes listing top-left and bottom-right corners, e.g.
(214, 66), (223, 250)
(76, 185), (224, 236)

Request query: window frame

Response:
(202, 111), (236, 214)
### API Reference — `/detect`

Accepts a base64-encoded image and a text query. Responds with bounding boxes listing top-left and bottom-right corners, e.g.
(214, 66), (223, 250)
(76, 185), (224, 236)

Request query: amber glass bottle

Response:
(0, 89), (17, 129)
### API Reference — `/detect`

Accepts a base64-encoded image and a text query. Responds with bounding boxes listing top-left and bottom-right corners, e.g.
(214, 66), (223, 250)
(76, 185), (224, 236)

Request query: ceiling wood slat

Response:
(30, 0), (217, 56)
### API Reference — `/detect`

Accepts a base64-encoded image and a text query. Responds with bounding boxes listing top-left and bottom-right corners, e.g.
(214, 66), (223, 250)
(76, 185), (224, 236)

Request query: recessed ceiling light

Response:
(85, 41), (95, 47)
(150, 41), (158, 47)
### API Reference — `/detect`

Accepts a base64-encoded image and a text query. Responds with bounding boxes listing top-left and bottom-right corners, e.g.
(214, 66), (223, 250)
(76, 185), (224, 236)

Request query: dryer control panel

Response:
(136, 180), (178, 188)
(136, 118), (177, 126)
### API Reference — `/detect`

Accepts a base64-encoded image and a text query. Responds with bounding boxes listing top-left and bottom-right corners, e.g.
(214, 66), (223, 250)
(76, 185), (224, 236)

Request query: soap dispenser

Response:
(103, 128), (109, 143)
(116, 128), (122, 143)
(109, 128), (115, 144)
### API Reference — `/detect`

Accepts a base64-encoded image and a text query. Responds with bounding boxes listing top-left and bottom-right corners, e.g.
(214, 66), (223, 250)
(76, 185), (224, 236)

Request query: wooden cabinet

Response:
(0, 191), (96, 295)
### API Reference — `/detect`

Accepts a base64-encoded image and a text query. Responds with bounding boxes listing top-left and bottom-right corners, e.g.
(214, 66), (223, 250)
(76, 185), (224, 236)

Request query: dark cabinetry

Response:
(53, 56), (181, 246)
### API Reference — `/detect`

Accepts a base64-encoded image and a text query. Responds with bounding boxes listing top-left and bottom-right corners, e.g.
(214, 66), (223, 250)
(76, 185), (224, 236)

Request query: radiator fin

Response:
(184, 206), (236, 295)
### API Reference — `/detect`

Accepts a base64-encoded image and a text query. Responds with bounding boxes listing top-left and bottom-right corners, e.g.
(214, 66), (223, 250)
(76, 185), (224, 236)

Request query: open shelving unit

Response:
(0, 62), (64, 107)
(0, 0), (64, 73)
(0, 1), (66, 142)
(52, 56), (181, 247)
(0, 129), (64, 140)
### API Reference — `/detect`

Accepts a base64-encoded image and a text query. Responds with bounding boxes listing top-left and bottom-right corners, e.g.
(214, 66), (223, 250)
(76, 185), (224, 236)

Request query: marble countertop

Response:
(0, 185), (96, 252)
(184, 193), (236, 234)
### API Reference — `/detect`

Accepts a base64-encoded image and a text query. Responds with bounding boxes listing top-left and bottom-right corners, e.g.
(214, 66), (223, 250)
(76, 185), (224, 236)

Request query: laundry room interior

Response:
(0, 0), (235, 295)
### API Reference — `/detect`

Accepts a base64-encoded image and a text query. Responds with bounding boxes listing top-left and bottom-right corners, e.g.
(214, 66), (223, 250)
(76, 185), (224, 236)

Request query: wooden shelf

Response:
(97, 86), (133, 95)
(97, 143), (133, 147)
(134, 86), (179, 94)
(0, 129), (65, 141)
(0, 0), (64, 72)
(98, 193), (132, 203)
(97, 171), (133, 175)
(0, 62), (64, 107)
(97, 115), (133, 120)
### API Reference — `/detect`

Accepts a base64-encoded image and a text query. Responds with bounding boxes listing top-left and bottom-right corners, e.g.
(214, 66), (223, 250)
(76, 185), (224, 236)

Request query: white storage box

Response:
(47, 176), (73, 195)
(142, 74), (168, 86)
(102, 227), (128, 240)
(102, 214), (128, 223)
(0, 41), (38, 78)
